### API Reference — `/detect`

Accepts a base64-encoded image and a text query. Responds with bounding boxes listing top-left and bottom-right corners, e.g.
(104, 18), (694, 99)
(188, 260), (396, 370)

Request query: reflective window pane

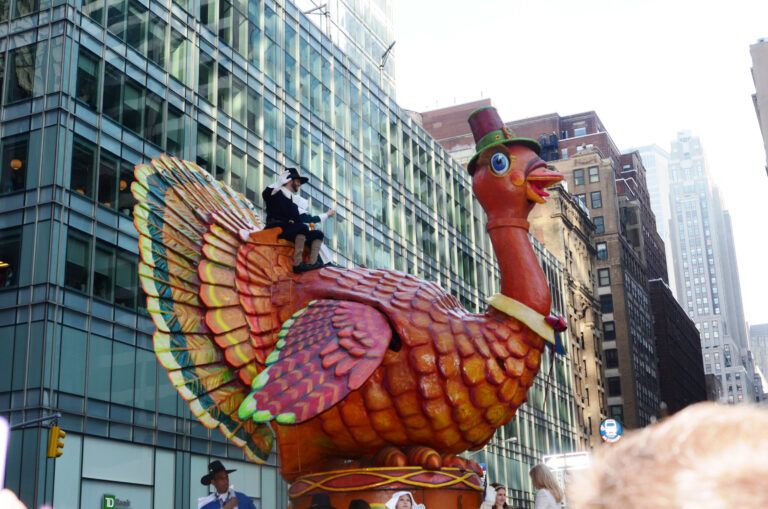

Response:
(147, 16), (166, 68)
(0, 135), (29, 194)
(169, 29), (187, 84)
(71, 136), (97, 199)
(115, 252), (137, 308)
(6, 43), (46, 102)
(144, 91), (163, 147)
(0, 227), (21, 287)
(166, 106), (185, 156)
(198, 51), (215, 104)
(122, 78), (143, 134)
(118, 161), (136, 216)
(93, 244), (114, 301)
(98, 153), (119, 208)
(65, 234), (90, 292)
(76, 48), (100, 110)
(103, 64), (122, 122)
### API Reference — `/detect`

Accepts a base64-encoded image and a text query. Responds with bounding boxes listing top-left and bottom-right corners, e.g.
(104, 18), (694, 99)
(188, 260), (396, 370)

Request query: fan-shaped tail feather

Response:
(132, 155), (273, 462)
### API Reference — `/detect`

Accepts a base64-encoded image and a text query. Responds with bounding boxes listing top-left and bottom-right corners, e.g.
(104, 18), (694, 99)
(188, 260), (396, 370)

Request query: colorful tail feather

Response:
(132, 155), (273, 462)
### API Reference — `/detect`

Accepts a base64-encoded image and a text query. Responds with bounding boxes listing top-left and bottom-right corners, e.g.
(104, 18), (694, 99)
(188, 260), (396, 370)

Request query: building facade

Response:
(667, 131), (754, 403)
(529, 185), (606, 450)
(649, 278), (707, 413)
(0, 1), (581, 508)
(750, 323), (768, 395)
(751, 37), (768, 177)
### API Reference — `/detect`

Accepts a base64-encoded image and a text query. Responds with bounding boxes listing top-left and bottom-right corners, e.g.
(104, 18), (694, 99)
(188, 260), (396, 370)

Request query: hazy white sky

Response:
(392, 0), (768, 325)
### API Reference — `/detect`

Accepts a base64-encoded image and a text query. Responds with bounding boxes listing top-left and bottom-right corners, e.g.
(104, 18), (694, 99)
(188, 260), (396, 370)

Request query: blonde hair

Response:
(568, 402), (768, 509)
(529, 463), (564, 503)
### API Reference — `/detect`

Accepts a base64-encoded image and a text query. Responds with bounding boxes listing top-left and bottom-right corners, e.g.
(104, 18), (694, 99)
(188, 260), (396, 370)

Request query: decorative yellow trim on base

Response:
(487, 294), (555, 345)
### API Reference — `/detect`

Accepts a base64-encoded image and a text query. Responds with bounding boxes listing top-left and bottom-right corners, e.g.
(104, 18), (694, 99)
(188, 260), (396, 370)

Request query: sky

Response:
(391, 0), (768, 325)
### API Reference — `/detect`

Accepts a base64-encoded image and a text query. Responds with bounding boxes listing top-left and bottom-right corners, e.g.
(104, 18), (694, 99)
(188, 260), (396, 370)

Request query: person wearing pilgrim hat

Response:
(262, 166), (336, 273)
(197, 460), (257, 509)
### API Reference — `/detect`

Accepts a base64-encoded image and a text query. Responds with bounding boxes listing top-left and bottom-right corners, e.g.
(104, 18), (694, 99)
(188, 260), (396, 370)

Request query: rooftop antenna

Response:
(379, 40), (396, 89)
(303, 3), (330, 34)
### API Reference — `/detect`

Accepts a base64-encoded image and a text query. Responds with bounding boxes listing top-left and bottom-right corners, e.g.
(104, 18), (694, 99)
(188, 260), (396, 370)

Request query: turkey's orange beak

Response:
(525, 163), (563, 204)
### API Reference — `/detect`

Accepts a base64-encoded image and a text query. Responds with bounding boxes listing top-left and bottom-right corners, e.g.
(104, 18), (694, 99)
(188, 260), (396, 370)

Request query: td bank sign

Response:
(102, 494), (131, 508)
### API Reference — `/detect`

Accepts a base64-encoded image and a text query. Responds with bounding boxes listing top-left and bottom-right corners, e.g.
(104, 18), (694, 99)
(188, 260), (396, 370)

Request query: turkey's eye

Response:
(490, 152), (510, 175)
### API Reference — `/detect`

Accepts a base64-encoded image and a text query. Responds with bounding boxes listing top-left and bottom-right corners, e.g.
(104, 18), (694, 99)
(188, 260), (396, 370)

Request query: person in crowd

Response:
(480, 482), (511, 509)
(384, 491), (425, 509)
(529, 464), (564, 509)
(197, 460), (256, 509)
(568, 402), (768, 509)
(308, 493), (337, 509)
(348, 499), (371, 509)
(262, 167), (335, 273)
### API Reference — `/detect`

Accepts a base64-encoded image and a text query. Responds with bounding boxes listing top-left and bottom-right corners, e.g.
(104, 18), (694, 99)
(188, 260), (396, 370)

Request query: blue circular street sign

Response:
(599, 418), (623, 443)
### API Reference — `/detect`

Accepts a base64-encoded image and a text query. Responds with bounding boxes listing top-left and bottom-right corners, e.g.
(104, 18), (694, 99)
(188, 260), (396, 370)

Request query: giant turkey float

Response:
(132, 106), (566, 508)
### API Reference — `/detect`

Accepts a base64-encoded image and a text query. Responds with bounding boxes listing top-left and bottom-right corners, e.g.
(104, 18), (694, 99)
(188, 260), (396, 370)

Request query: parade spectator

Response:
(568, 402), (768, 509)
(480, 482), (511, 508)
(197, 460), (256, 509)
(529, 464), (564, 509)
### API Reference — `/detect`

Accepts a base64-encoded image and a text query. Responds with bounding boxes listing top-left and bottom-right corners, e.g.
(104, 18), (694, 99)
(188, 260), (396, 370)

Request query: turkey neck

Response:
(488, 224), (551, 315)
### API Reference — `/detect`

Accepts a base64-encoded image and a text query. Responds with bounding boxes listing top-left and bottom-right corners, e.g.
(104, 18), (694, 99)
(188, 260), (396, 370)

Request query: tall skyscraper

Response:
(633, 145), (677, 297)
(0, 2), (578, 508)
(667, 131), (754, 403)
(751, 37), (768, 176)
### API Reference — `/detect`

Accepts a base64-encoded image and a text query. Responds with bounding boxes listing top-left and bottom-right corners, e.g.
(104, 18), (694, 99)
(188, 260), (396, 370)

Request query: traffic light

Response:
(47, 425), (66, 458)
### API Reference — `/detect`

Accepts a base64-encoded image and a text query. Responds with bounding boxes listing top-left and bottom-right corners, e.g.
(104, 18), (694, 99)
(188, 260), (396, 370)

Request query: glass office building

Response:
(0, 0), (577, 506)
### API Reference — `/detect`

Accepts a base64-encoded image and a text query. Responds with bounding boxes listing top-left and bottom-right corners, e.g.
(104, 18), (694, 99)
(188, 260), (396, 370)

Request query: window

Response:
(607, 377), (622, 397)
(198, 51), (215, 104)
(76, 49), (100, 110)
(596, 242), (608, 260)
(166, 106), (185, 156)
(600, 294), (613, 314)
(218, 64), (231, 115)
(603, 321), (616, 340)
(13, 0), (38, 18)
(71, 136), (97, 198)
(103, 63), (122, 121)
(604, 348), (619, 368)
(588, 166), (599, 182)
(196, 127), (213, 172)
(144, 91), (163, 147)
(83, 0), (104, 23)
(65, 234), (90, 292)
(576, 193), (587, 207)
(247, 88), (261, 132)
(97, 152), (118, 208)
(590, 190), (602, 209)
(147, 17), (167, 68)
(0, 227), (21, 287)
(6, 43), (46, 103)
(1, 135), (29, 194)
(94, 244), (114, 301)
(169, 29), (187, 84)
(598, 268), (611, 287)
(574, 127), (587, 136)
(594, 216), (605, 234)
(573, 168), (584, 186)
(609, 404), (624, 422)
